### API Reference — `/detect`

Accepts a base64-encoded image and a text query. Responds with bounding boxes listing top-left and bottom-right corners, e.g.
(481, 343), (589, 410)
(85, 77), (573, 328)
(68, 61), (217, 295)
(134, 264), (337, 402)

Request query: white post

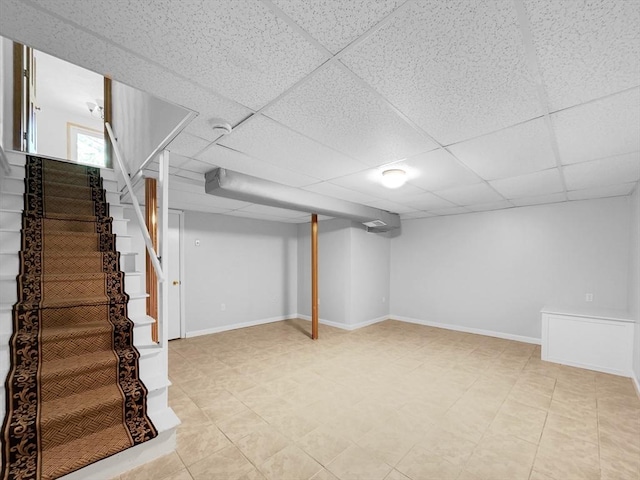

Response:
(158, 150), (170, 352)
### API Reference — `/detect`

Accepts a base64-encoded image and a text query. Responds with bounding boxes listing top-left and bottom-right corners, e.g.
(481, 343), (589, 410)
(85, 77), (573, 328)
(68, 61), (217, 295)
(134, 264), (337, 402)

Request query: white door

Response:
(168, 212), (182, 340)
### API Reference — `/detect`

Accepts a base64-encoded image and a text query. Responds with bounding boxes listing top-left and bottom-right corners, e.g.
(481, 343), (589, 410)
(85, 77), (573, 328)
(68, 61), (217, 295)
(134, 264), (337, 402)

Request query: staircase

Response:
(0, 151), (178, 480)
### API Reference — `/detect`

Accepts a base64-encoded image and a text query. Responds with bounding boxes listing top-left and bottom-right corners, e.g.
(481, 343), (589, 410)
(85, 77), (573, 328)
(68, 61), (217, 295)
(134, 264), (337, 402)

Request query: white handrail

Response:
(105, 122), (165, 282)
(0, 144), (11, 176)
(120, 110), (197, 198)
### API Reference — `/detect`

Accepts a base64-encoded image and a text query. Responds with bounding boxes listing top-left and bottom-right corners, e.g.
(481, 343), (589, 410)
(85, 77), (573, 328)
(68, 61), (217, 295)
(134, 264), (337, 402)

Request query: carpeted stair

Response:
(2, 156), (157, 480)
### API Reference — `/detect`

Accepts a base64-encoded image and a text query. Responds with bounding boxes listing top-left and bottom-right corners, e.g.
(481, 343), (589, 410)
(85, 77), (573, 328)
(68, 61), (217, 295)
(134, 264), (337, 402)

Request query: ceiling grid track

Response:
(512, 0), (569, 199)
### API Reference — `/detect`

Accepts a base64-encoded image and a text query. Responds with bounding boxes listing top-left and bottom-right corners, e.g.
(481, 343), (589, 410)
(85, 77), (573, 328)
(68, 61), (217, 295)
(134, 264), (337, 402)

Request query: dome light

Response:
(381, 169), (407, 189)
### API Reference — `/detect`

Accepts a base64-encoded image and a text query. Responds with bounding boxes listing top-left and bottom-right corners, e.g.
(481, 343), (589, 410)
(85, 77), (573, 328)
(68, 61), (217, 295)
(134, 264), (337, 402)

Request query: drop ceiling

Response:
(1, 0), (638, 223)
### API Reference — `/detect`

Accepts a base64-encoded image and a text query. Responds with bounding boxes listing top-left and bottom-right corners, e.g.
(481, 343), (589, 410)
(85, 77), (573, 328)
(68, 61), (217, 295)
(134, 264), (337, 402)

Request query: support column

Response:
(311, 213), (318, 340)
(145, 177), (159, 343)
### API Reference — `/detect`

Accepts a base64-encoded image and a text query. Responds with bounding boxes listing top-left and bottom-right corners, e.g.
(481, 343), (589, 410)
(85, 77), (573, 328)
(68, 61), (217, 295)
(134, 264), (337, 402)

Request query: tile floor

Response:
(115, 319), (640, 480)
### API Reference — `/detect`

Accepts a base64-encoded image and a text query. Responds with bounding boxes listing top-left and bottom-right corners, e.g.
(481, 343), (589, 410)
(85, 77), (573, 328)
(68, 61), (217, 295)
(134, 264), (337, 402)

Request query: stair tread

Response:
(41, 384), (123, 421)
(21, 272), (120, 281)
(42, 295), (114, 308)
(41, 321), (113, 340)
(40, 424), (132, 468)
(41, 350), (117, 377)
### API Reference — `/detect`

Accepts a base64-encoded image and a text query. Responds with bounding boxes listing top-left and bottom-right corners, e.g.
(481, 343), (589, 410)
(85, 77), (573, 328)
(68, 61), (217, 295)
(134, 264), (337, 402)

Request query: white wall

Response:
(391, 197), (631, 341)
(629, 185), (640, 388)
(1, 37), (13, 150)
(36, 106), (103, 160)
(350, 226), (390, 324)
(297, 219), (391, 327)
(298, 219), (352, 325)
(111, 82), (190, 174)
(183, 212), (297, 335)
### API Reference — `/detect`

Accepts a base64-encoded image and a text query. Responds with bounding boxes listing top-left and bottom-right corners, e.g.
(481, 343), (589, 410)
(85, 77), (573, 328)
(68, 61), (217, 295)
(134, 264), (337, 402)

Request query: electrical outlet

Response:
(585, 293), (593, 302)
(220, 303), (226, 311)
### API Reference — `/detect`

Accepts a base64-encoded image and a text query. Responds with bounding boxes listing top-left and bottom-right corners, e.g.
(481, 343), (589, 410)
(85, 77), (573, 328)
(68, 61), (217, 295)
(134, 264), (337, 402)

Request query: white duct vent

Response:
(363, 220), (387, 228)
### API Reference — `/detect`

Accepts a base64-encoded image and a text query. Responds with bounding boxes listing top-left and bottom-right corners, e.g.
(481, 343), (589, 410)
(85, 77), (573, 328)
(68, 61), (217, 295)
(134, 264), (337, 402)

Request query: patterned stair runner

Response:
(2, 156), (156, 480)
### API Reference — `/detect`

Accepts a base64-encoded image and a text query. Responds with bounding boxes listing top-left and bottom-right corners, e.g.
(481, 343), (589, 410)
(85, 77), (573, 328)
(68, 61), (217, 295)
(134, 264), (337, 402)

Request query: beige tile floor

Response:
(115, 319), (640, 480)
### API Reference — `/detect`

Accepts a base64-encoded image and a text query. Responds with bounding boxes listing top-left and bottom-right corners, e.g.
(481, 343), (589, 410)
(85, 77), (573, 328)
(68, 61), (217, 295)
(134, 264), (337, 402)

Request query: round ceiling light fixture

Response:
(381, 168), (407, 189)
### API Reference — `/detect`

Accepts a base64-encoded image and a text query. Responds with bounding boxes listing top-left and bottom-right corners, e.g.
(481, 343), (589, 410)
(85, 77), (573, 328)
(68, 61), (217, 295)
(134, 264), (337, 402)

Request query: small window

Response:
(67, 123), (106, 168)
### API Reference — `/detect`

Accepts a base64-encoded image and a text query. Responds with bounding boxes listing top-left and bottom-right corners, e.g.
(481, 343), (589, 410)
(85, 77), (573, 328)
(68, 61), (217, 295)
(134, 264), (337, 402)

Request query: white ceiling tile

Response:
(552, 88), (640, 165)
(567, 182), (637, 201)
(272, 0), (404, 53)
(33, 0), (328, 109)
(397, 149), (483, 192)
(179, 159), (216, 175)
(196, 145), (318, 187)
(234, 204), (308, 219)
(525, 0), (640, 110)
(511, 192), (567, 207)
(167, 153), (191, 170)
(490, 168), (564, 199)
(302, 182), (381, 205)
(166, 132), (211, 158)
(467, 201), (514, 212)
(219, 115), (366, 180)
(342, 0), (543, 144)
(402, 193), (456, 211)
(563, 152), (640, 191)
(264, 63), (437, 166)
(328, 168), (426, 202)
(428, 206), (472, 216)
(434, 183), (504, 206)
(448, 118), (557, 180)
(364, 200), (418, 214)
(0, 0), (108, 76)
(400, 211), (436, 220)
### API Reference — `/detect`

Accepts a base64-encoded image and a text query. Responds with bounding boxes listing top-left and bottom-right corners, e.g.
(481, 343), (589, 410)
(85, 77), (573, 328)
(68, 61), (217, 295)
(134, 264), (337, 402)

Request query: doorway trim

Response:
(177, 209), (186, 339)
(168, 208), (186, 339)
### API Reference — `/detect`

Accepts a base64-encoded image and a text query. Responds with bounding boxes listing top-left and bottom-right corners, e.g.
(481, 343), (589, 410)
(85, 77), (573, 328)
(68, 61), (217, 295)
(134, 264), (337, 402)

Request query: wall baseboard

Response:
(185, 314), (298, 338)
(392, 315), (541, 345)
(297, 314), (389, 331)
(186, 313), (541, 344)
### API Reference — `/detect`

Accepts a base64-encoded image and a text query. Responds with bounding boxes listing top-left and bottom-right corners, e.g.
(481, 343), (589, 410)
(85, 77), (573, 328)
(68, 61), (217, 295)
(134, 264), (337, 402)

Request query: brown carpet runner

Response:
(2, 156), (157, 480)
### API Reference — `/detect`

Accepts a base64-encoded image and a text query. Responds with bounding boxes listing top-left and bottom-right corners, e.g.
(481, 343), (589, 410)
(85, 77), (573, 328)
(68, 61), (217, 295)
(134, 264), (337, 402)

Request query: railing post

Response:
(158, 150), (170, 348)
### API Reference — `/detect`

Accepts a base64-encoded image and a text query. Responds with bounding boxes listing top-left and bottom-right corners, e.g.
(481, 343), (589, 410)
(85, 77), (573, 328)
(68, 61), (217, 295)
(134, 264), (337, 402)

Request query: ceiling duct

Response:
(205, 168), (401, 233)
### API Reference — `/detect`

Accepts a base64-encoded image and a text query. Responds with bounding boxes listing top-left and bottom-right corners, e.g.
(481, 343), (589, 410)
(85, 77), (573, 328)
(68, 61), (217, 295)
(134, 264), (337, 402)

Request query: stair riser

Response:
(112, 218), (128, 236)
(0, 211), (21, 231)
(4, 165), (25, 180)
(0, 177), (25, 195)
(128, 296), (147, 318)
(1, 193), (23, 210)
(1, 280), (16, 305)
(43, 332), (113, 361)
(0, 253), (19, 276)
(106, 191), (120, 205)
(0, 230), (20, 252)
(120, 254), (137, 273)
(110, 204), (125, 220)
(41, 364), (117, 402)
(146, 386), (168, 416)
(116, 235), (131, 252)
(124, 274), (143, 295)
(134, 322), (153, 346)
(41, 401), (123, 451)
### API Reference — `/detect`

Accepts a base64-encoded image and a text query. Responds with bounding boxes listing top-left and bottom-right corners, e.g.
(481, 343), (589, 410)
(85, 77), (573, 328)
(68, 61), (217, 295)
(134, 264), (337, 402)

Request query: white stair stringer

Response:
(0, 151), (26, 425)
(0, 151), (179, 478)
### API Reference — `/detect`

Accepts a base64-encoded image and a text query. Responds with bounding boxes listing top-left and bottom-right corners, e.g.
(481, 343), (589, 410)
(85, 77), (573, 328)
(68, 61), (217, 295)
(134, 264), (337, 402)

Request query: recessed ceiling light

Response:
(381, 169), (407, 189)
